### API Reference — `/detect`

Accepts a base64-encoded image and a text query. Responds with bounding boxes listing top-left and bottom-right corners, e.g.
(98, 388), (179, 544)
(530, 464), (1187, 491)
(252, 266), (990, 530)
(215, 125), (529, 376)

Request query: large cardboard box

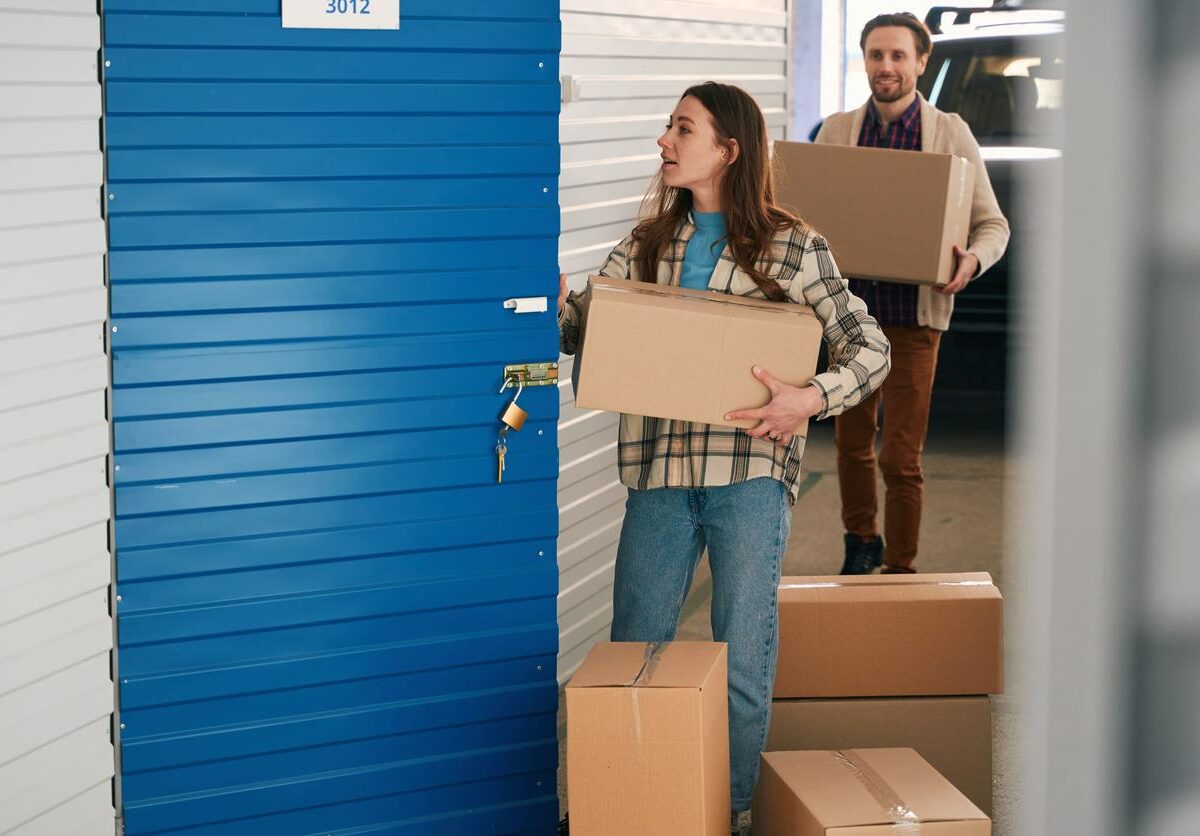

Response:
(773, 141), (976, 286)
(565, 641), (730, 835)
(767, 696), (993, 816)
(774, 573), (1004, 698)
(753, 748), (991, 835)
(573, 275), (823, 429)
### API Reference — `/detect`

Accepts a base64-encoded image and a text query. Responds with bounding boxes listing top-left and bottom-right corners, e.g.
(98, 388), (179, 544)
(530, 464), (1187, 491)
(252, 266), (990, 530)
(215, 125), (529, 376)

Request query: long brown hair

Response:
(632, 81), (803, 301)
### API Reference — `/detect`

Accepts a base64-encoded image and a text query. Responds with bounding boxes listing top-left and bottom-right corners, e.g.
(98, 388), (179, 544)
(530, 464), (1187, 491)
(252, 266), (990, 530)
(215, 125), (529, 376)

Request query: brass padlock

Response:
(501, 399), (528, 431)
(500, 377), (527, 431)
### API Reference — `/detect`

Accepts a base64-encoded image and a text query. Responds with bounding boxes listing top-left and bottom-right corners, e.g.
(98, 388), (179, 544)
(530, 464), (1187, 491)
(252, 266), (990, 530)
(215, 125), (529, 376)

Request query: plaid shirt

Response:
(559, 217), (890, 503)
(848, 95), (922, 326)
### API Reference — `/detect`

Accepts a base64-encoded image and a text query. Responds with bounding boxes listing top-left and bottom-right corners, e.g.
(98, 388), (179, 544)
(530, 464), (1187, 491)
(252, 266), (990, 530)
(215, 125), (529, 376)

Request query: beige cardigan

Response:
(814, 95), (1011, 331)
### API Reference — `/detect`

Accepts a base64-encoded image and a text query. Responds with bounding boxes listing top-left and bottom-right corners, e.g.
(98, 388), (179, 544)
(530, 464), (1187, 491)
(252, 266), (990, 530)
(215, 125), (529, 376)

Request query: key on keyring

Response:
(495, 376), (526, 485)
(496, 427), (508, 484)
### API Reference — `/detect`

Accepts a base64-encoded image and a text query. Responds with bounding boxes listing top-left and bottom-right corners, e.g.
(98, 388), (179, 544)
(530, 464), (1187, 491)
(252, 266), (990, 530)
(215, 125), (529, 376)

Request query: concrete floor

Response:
(556, 392), (1020, 833)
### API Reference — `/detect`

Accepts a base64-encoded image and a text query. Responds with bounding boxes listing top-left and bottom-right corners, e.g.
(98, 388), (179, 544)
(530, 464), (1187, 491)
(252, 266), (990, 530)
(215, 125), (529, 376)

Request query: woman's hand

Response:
(724, 366), (824, 446)
(558, 273), (569, 315)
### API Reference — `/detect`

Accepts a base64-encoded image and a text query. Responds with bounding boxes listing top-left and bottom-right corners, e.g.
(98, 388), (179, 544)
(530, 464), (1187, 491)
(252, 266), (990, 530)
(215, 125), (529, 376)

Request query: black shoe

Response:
(557, 814), (569, 835)
(840, 532), (883, 574)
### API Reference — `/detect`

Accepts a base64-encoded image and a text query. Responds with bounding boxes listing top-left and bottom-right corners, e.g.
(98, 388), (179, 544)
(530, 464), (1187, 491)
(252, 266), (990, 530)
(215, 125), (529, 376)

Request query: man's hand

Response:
(936, 245), (979, 295)
(558, 273), (569, 315)
(724, 366), (824, 446)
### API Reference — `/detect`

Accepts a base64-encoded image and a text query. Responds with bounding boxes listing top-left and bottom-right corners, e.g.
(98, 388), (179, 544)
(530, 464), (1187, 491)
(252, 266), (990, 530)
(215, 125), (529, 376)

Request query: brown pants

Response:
(835, 325), (942, 572)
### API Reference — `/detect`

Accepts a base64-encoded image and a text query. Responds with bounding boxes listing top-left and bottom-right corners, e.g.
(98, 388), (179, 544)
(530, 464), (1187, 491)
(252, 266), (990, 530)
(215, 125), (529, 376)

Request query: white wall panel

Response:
(555, 1), (793, 681)
(0, 1), (114, 833)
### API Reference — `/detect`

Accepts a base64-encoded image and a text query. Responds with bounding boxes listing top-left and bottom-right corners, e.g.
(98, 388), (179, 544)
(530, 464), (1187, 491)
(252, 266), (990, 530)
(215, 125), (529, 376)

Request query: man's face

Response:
(863, 26), (929, 104)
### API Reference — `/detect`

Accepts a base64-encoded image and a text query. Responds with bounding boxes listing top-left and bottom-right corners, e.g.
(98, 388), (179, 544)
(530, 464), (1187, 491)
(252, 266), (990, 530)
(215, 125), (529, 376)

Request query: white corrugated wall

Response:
(0, 2), (115, 833)
(555, 0), (792, 683)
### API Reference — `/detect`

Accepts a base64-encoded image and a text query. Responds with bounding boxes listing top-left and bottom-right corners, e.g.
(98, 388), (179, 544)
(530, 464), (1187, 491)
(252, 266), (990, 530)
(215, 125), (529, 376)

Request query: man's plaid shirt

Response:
(559, 216), (890, 504)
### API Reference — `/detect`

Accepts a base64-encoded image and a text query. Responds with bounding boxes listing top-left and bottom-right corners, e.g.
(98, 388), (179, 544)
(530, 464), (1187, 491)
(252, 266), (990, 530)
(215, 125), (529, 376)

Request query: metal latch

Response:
(502, 362), (559, 389)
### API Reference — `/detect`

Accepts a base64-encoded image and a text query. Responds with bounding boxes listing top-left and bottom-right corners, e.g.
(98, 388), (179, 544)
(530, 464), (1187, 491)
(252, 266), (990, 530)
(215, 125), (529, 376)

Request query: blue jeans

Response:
(610, 477), (791, 814)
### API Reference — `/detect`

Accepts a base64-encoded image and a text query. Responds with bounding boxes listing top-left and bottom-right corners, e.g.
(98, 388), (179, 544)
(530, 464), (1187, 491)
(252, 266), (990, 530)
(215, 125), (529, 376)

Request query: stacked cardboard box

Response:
(565, 641), (730, 835)
(754, 748), (991, 835)
(769, 573), (1004, 815)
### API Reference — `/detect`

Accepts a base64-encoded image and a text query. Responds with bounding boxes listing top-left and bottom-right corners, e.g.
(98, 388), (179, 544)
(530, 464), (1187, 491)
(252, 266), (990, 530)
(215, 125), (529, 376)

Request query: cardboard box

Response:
(753, 748), (991, 835)
(565, 641), (730, 835)
(774, 573), (1004, 698)
(573, 275), (822, 430)
(773, 141), (976, 286)
(767, 697), (993, 816)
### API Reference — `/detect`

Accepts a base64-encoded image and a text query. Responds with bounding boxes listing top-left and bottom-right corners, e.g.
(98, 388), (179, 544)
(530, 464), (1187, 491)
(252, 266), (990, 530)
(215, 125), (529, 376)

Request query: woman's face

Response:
(657, 96), (730, 195)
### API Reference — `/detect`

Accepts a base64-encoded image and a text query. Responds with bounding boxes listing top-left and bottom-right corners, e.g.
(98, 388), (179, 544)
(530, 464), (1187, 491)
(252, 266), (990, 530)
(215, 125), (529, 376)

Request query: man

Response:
(815, 12), (1010, 574)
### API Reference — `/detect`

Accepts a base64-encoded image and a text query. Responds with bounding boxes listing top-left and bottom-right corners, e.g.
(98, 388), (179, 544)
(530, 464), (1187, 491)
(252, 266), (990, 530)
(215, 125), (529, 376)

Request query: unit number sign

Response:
(282, 0), (400, 30)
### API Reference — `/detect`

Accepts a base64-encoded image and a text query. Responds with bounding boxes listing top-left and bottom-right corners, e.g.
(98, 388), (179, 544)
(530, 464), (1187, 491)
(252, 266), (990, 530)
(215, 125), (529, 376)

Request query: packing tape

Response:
(833, 749), (921, 831)
(627, 642), (666, 742)
(628, 641), (665, 687)
(778, 579), (992, 590)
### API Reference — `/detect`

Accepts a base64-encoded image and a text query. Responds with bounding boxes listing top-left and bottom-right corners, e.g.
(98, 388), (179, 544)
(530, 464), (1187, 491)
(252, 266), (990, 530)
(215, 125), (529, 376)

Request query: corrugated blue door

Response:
(102, 2), (561, 833)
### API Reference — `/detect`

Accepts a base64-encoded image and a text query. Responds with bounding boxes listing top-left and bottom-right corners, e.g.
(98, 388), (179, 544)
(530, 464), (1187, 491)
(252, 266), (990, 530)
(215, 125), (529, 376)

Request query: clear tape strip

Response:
(833, 749), (921, 831)
(629, 641), (664, 687)
(779, 579), (992, 590)
(627, 642), (665, 742)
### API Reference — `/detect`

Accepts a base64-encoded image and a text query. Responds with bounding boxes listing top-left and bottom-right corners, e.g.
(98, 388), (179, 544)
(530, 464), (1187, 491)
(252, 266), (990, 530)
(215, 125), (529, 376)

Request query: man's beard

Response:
(871, 75), (911, 103)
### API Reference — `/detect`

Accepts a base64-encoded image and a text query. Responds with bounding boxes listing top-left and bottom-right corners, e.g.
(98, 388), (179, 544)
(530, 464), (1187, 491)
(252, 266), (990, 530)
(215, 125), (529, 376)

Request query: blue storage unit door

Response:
(102, 2), (562, 832)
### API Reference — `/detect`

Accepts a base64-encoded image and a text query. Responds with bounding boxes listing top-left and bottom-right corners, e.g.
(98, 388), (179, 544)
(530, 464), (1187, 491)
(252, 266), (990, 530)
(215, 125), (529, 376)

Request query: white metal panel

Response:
(560, 107), (786, 144)
(0, 1), (98, 13)
(0, 489), (111, 555)
(0, 3), (113, 834)
(565, 92), (786, 118)
(0, 187), (102, 228)
(561, 153), (660, 188)
(558, 542), (617, 618)
(0, 219), (107, 266)
(565, 33), (786, 60)
(0, 392), (106, 445)
(0, 256), (107, 300)
(0, 48), (98, 82)
(558, 409), (618, 448)
(0, 285), (108, 339)
(0, 84), (102, 119)
(0, 10), (100, 48)
(0, 658), (112, 762)
(0, 121), (100, 154)
(0, 546), (110, 622)
(7, 783), (115, 836)
(0, 522), (107, 587)
(557, 588), (616, 685)
(561, 0), (786, 27)
(555, 0), (793, 682)
(0, 325), (105, 376)
(3, 423), (111, 484)
(0, 720), (114, 836)
(562, 56), (786, 77)
(0, 355), (109, 413)
(0, 152), (104, 191)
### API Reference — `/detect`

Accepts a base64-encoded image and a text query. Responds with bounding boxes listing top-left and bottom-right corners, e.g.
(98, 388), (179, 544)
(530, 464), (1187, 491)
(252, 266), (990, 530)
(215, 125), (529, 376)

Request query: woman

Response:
(557, 82), (890, 831)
